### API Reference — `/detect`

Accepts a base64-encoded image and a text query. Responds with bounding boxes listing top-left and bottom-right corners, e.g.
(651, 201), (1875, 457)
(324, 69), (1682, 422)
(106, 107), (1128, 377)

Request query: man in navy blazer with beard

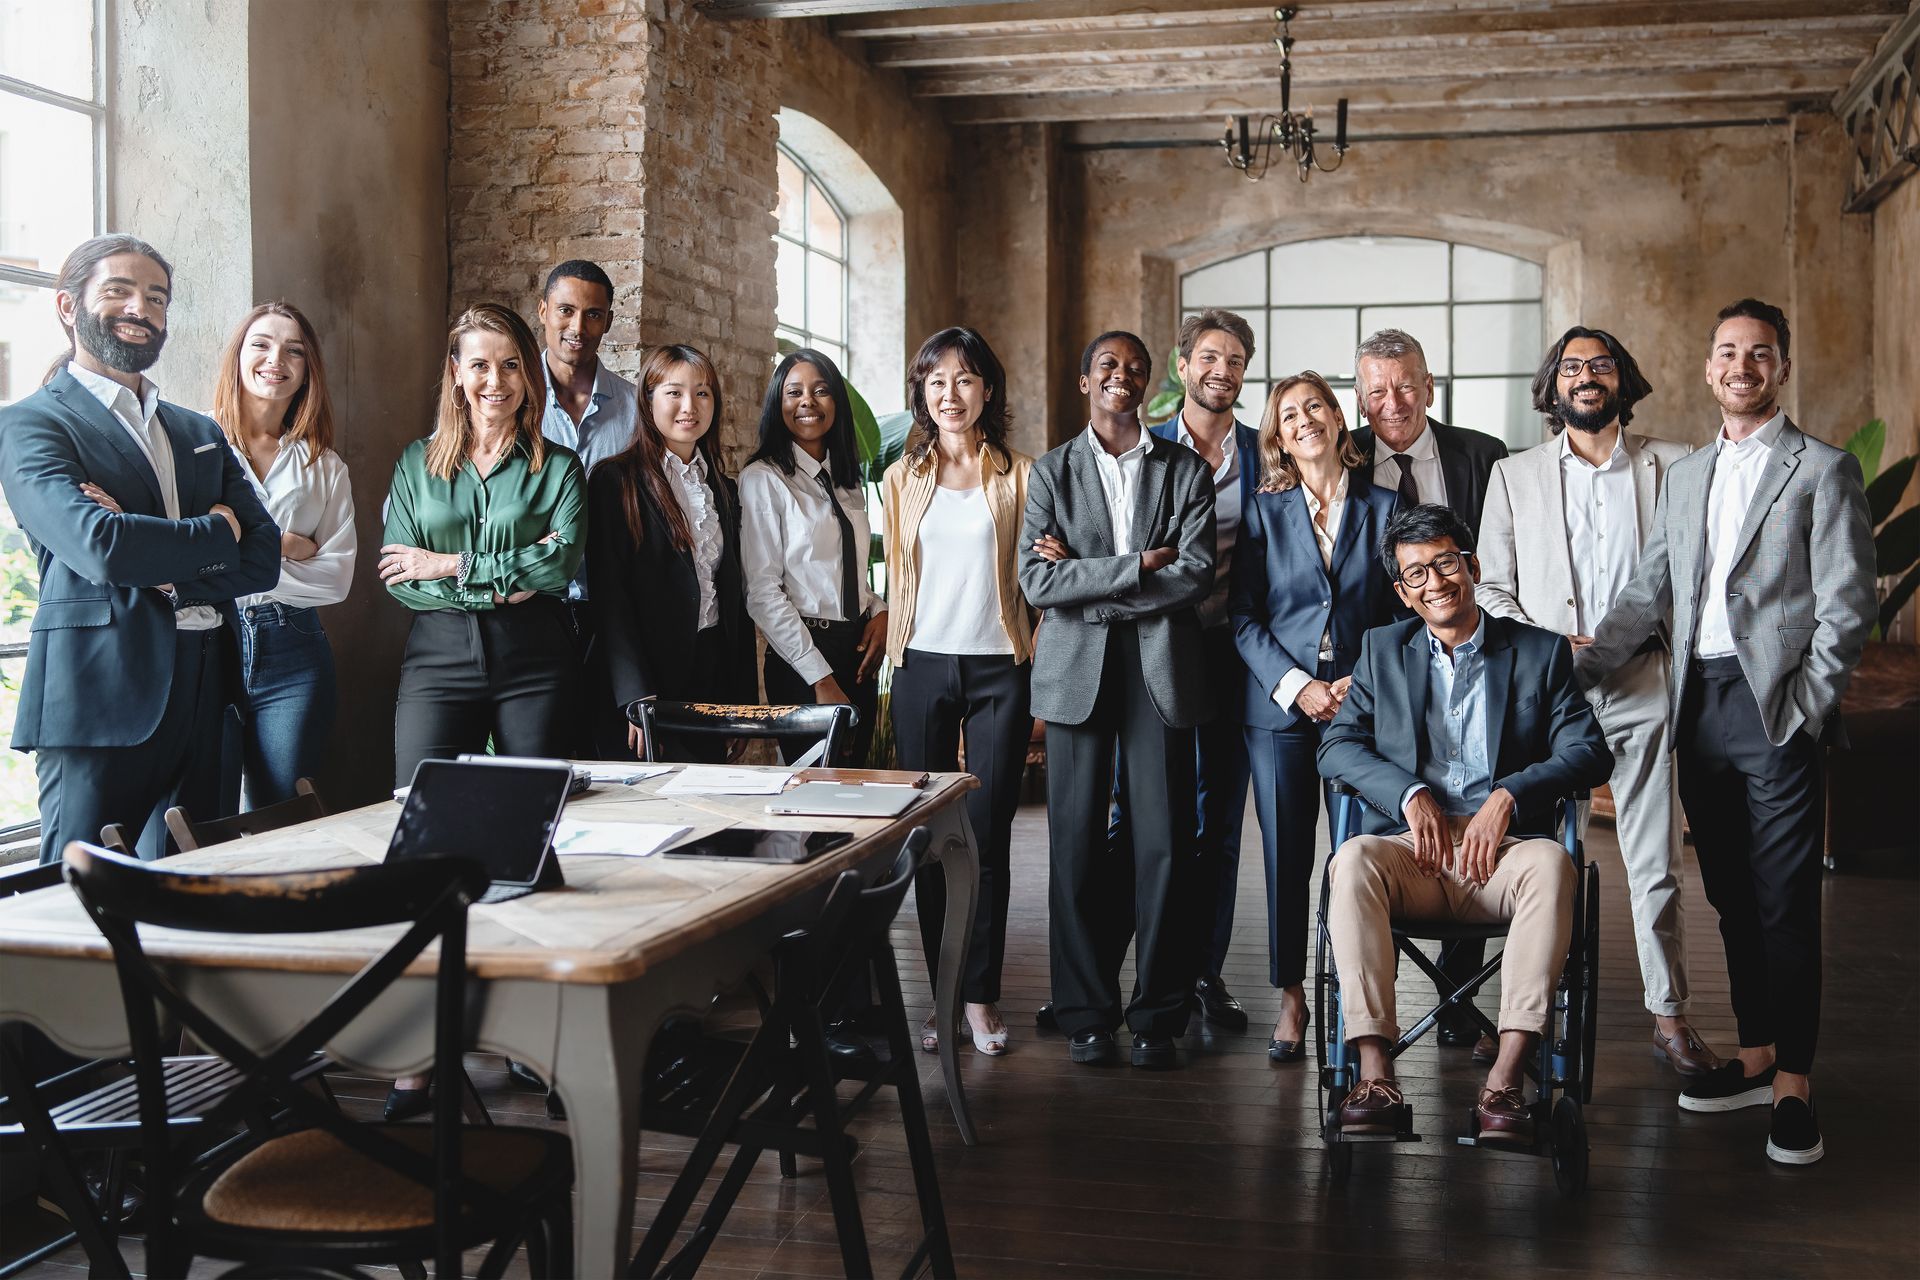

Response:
(0, 235), (280, 862)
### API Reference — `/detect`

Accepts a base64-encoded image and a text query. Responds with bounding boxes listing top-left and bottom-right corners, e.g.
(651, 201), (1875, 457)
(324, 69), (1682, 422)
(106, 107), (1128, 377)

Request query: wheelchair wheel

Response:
(1550, 1096), (1588, 1198)
(1578, 865), (1600, 1104)
(1314, 922), (1333, 1079)
(1324, 1096), (1353, 1184)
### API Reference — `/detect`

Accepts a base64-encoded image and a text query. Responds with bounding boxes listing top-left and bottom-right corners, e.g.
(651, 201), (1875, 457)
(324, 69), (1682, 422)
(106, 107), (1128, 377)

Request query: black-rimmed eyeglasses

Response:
(1398, 551), (1470, 588)
(1556, 356), (1618, 378)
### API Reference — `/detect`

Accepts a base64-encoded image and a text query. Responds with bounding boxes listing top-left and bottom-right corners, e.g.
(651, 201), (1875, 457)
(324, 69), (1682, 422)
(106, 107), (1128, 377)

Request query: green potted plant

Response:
(1843, 418), (1918, 641)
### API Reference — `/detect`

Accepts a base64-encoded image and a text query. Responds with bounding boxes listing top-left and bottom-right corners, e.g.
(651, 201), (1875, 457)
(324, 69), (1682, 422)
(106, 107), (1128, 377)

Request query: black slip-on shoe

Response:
(1035, 1002), (1059, 1032)
(1765, 1096), (1824, 1165)
(1194, 975), (1249, 1031)
(1679, 1060), (1777, 1113)
(1130, 1033), (1178, 1070)
(1069, 1029), (1118, 1065)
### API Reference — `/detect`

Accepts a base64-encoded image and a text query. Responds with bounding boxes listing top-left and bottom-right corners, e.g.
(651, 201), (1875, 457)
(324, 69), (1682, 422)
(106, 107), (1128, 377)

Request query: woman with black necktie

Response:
(739, 349), (887, 765)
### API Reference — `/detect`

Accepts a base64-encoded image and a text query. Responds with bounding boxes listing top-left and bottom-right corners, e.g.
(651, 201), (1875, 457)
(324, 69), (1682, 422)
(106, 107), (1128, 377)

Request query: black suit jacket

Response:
(586, 461), (756, 713)
(1351, 417), (1508, 539)
(1315, 612), (1611, 840)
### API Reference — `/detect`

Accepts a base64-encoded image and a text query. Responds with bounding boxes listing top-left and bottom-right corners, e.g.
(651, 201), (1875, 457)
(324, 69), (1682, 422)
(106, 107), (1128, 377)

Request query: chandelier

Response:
(1221, 7), (1350, 183)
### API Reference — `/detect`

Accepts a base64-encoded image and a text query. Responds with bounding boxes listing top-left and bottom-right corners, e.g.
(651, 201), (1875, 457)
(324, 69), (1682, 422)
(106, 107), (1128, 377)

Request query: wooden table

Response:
(0, 767), (981, 1279)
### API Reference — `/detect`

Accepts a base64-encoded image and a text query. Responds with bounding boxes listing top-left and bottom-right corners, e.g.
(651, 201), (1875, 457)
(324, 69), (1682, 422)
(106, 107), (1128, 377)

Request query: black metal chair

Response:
(60, 843), (574, 1279)
(628, 828), (954, 1280)
(163, 777), (326, 853)
(627, 700), (858, 765)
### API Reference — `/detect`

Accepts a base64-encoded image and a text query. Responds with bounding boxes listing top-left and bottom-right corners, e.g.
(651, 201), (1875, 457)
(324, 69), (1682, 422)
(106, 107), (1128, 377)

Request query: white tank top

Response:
(908, 485), (1013, 655)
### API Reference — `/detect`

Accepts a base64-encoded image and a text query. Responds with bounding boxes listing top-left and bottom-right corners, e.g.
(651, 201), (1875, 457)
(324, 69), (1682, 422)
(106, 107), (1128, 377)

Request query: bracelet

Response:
(455, 550), (473, 589)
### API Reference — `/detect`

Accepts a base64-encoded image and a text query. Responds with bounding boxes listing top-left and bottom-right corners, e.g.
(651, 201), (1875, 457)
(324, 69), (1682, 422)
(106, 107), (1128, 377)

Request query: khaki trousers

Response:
(1328, 823), (1574, 1041)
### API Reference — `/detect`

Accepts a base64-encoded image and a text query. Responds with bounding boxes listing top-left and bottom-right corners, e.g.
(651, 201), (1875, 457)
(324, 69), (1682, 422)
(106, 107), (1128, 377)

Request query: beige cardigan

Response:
(878, 441), (1035, 667)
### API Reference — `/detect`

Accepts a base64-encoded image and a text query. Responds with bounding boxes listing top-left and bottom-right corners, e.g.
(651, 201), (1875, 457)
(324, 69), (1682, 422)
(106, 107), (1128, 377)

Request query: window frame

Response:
(773, 141), (851, 375)
(0, 0), (107, 843)
(1178, 237), (1543, 446)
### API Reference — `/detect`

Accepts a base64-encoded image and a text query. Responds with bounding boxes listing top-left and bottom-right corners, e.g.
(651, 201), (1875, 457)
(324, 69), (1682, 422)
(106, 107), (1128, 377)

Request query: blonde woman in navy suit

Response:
(1229, 370), (1399, 1061)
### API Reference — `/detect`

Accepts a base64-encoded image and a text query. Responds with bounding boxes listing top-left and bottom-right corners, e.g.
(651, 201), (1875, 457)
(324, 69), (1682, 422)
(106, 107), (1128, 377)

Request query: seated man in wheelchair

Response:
(1317, 504), (1611, 1144)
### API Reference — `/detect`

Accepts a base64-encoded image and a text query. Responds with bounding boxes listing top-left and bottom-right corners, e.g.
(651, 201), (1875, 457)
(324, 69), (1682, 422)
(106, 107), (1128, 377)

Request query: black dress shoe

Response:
(60, 1156), (143, 1228)
(1193, 975), (1249, 1031)
(1268, 1010), (1311, 1063)
(384, 1083), (432, 1122)
(825, 1020), (878, 1065)
(1130, 1033), (1177, 1070)
(505, 1058), (548, 1091)
(1068, 1029), (1117, 1065)
(1437, 1017), (1479, 1048)
(1035, 1002), (1059, 1032)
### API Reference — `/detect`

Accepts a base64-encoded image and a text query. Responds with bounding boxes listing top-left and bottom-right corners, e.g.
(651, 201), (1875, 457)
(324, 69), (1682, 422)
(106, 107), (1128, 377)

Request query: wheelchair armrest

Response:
(1328, 780), (1358, 798)
(1557, 792), (1588, 859)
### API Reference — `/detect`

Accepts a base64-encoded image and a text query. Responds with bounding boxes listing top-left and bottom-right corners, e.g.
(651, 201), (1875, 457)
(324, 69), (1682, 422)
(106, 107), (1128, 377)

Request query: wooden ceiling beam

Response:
(1062, 100), (1799, 146)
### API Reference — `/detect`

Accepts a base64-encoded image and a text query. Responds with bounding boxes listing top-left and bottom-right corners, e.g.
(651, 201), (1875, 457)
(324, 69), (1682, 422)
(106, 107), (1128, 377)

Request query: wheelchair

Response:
(1314, 782), (1599, 1197)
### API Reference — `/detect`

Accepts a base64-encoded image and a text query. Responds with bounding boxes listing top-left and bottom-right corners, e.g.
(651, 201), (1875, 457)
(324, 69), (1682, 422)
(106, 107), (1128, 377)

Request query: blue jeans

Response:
(221, 603), (337, 811)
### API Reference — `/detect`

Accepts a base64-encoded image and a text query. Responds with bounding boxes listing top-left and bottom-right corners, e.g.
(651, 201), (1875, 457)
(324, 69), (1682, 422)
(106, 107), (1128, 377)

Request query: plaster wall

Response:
(249, 0), (451, 805)
(1021, 120), (1873, 453)
(1872, 173), (1919, 640)
(108, 0), (252, 410)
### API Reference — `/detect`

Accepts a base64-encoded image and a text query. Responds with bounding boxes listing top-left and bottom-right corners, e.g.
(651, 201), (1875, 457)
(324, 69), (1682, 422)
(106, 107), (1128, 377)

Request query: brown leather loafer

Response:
(1471, 1033), (1498, 1063)
(1652, 1026), (1721, 1076)
(1338, 1078), (1404, 1133)
(1475, 1085), (1534, 1145)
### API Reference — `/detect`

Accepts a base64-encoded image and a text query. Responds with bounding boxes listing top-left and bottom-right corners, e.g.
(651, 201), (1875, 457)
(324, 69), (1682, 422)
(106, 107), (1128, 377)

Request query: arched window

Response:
(774, 142), (850, 376)
(1180, 236), (1544, 447)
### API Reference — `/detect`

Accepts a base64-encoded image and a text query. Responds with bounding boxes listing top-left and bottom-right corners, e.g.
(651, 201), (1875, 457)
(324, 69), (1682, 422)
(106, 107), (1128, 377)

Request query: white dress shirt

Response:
(738, 452), (883, 684)
(663, 450), (723, 630)
(1273, 470), (1350, 711)
(1559, 431), (1640, 634)
(225, 436), (357, 611)
(67, 362), (220, 631)
(1696, 410), (1786, 658)
(539, 361), (638, 475)
(1370, 418), (1446, 509)
(1083, 422), (1151, 555)
(910, 484), (1013, 655)
(1176, 416), (1241, 630)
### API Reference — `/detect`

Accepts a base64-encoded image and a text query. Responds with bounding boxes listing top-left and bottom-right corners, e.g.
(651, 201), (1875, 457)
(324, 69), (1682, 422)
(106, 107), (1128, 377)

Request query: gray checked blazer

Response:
(1018, 430), (1216, 729)
(1575, 417), (1876, 746)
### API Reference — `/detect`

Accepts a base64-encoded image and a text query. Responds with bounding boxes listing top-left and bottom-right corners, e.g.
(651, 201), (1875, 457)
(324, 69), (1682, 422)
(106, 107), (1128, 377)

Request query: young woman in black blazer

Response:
(587, 343), (755, 760)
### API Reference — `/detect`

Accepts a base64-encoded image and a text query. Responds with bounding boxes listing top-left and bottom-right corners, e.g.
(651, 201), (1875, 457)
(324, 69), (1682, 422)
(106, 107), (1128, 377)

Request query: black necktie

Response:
(1393, 454), (1420, 507)
(818, 470), (861, 623)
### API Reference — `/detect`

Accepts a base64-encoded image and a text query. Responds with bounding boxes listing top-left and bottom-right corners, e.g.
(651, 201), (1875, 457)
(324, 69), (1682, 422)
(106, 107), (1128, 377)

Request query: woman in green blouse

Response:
(380, 302), (586, 786)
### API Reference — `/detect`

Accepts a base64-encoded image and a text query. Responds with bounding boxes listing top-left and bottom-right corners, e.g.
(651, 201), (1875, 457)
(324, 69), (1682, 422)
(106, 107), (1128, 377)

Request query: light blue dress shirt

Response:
(1402, 609), (1491, 818)
(541, 361), (638, 600)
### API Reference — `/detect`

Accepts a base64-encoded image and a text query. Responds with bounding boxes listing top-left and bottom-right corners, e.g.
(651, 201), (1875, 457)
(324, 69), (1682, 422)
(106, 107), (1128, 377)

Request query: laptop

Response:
(385, 759), (571, 904)
(764, 781), (920, 819)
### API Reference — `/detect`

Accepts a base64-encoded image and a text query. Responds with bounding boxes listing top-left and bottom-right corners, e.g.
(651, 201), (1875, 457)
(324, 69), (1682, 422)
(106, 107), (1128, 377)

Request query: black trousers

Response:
(393, 600), (577, 787)
(762, 618), (878, 768)
(1678, 656), (1826, 1074)
(890, 648), (1031, 1005)
(1045, 624), (1199, 1038)
(35, 628), (227, 863)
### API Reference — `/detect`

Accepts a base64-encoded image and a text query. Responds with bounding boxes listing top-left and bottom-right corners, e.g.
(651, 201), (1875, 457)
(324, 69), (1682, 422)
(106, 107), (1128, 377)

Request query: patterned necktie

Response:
(1393, 453), (1420, 507)
(817, 470), (861, 622)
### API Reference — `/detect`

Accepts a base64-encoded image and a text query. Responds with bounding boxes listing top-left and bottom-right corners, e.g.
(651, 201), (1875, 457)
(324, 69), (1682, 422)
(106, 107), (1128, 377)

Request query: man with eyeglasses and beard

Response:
(0, 234), (279, 865)
(1475, 327), (1712, 1077)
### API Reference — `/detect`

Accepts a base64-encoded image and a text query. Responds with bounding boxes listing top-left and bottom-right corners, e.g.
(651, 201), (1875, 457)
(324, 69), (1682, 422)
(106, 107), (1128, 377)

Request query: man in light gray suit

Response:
(1578, 299), (1875, 1167)
(1021, 330), (1216, 1069)
(1478, 326), (1711, 1077)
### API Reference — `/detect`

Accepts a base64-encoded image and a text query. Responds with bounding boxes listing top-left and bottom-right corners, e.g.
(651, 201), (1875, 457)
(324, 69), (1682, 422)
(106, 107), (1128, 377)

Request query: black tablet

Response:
(661, 828), (853, 865)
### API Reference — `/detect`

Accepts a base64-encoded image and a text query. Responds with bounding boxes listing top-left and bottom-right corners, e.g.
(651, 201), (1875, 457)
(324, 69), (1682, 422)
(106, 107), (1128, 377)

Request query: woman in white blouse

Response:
(209, 302), (357, 809)
(880, 328), (1036, 1056)
(740, 349), (887, 765)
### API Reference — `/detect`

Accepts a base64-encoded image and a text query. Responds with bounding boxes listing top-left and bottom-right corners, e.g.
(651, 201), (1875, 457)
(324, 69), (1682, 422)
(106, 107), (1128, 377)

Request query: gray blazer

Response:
(1576, 417), (1876, 745)
(1478, 430), (1692, 637)
(1019, 430), (1216, 728)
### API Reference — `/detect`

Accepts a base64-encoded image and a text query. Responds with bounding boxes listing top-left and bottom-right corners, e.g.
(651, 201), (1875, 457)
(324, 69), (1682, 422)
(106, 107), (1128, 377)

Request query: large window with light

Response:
(1179, 236), (1544, 448)
(773, 143), (851, 374)
(0, 0), (105, 837)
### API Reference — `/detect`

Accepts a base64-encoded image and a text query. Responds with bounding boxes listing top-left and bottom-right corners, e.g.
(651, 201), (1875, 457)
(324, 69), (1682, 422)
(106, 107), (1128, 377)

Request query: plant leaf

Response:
(1146, 389), (1184, 419)
(1844, 418), (1885, 485)
(864, 411), (915, 484)
(1865, 455), (1916, 527)
(1874, 504), (1920, 578)
(1878, 562), (1920, 639)
(847, 381), (881, 468)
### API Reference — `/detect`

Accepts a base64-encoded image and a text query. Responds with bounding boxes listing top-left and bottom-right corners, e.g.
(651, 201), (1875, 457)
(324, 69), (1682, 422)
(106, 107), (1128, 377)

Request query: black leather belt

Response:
(1690, 654), (1744, 678)
(1632, 634), (1665, 659)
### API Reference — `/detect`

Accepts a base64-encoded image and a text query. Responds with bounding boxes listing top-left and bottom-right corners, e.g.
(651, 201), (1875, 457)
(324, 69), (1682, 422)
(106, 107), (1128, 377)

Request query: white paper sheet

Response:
(550, 820), (692, 858)
(656, 766), (794, 796)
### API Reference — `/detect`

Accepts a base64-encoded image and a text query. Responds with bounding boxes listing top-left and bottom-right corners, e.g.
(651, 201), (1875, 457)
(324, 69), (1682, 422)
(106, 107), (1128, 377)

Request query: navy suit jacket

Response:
(1351, 417), (1508, 539)
(0, 370), (281, 750)
(1315, 612), (1611, 840)
(1228, 471), (1400, 732)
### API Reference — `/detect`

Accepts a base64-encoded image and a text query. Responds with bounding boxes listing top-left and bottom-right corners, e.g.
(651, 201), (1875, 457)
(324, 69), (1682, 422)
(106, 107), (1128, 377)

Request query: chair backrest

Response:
(790, 827), (927, 1007)
(98, 823), (133, 856)
(629, 700), (858, 765)
(164, 777), (326, 853)
(61, 844), (496, 1278)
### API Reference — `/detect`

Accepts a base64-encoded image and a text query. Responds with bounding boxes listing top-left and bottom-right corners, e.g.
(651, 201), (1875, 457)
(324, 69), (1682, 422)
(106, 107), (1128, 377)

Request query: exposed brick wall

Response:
(446, 0), (778, 464)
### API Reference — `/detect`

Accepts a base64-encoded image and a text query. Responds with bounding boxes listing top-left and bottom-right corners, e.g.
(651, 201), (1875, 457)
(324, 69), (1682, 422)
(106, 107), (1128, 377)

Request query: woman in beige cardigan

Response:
(881, 327), (1035, 1057)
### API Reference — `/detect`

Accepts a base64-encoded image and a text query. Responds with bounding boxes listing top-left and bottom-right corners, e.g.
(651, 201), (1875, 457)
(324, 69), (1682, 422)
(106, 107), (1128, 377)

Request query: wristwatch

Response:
(160, 586), (181, 609)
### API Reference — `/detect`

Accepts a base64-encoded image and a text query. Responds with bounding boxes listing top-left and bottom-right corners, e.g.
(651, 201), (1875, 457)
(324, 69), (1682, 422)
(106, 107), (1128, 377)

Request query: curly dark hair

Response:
(1530, 325), (1655, 432)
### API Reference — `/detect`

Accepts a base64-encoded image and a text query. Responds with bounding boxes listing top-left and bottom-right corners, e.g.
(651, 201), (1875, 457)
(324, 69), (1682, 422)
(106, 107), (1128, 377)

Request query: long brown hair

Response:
(601, 344), (727, 550)
(43, 234), (174, 385)
(426, 303), (548, 481)
(210, 302), (335, 464)
(1257, 370), (1366, 493)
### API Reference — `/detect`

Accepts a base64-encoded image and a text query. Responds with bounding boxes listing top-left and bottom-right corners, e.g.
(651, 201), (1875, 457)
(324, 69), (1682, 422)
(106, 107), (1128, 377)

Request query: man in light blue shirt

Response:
(537, 259), (638, 483)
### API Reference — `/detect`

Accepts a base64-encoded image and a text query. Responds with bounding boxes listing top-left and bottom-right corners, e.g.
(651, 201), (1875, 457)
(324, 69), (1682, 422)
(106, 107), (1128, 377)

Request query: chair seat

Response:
(198, 1123), (568, 1233)
(1390, 919), (1510, 942)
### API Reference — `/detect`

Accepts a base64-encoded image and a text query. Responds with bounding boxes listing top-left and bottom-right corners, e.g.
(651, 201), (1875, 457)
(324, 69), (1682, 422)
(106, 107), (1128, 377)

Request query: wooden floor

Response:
(15, 801), (1920, 1278)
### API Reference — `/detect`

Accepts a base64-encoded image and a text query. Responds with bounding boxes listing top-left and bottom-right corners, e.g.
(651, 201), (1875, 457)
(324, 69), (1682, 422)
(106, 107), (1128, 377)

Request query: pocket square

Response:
(192, 441), (219, 454)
